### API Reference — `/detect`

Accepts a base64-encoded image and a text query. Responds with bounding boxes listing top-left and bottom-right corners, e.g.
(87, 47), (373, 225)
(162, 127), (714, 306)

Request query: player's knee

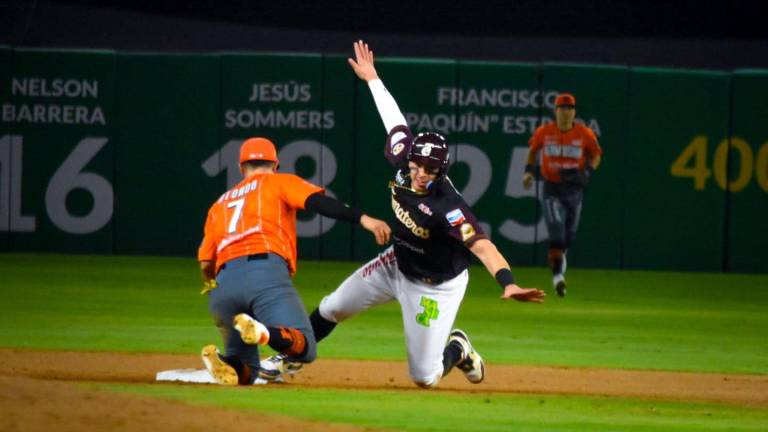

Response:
(318, 297), (346, 323)
(413, 375), (441, 389)
(410, 369), (442, 389)
(303, 329), (319, 362)
(300, 342), (317, 363)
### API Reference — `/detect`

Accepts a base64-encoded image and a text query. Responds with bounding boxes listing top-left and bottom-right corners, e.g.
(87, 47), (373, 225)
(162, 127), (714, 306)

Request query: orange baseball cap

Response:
(555, 93), (576, 107)
(239, 137), (279, 164)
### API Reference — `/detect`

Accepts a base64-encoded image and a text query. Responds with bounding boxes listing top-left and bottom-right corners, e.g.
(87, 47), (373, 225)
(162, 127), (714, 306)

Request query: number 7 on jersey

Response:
(227, 198), (245, 233)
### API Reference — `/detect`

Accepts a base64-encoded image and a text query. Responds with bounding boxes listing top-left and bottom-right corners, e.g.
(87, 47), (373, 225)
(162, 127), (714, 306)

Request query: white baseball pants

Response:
(318, 246), (468, 387)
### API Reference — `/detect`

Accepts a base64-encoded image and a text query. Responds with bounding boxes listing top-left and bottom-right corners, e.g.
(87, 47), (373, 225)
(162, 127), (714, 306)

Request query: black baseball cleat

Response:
(447, 329), (485, 383)
(553, 274), (567, 297)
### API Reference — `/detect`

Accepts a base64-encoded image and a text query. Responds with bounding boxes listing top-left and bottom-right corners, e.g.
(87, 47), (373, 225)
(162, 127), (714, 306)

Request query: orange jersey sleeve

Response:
(197, 173), (323, 276)
(198, 209), (218, 262)
(275, 173), (326, 209)
(581, 125), (603, 158)
(528, 125), (545, 153)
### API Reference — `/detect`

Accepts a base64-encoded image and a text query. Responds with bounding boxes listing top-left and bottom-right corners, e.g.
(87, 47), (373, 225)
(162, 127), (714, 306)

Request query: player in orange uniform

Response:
(198, 137), (390, 385)
(523, 93), (602, 297)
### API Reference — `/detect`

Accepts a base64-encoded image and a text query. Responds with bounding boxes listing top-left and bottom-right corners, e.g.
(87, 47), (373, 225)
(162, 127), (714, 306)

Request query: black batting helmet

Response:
(408, 132), (450, 177)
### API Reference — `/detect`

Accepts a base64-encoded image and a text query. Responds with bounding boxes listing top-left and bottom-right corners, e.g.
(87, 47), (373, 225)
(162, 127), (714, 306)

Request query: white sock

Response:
(562, 253), (567, 274)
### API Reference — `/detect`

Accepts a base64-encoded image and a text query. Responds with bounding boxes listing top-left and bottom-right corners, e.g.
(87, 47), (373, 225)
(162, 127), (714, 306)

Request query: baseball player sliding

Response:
(261, 41), (545, 389)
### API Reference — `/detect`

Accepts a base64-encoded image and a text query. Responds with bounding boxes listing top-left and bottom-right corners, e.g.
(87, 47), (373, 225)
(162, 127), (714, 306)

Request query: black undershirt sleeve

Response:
(304, 192), (363, 224)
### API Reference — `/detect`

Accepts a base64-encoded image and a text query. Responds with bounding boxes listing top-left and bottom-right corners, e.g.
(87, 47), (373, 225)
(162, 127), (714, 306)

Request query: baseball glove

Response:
(559, 167), (592, 187)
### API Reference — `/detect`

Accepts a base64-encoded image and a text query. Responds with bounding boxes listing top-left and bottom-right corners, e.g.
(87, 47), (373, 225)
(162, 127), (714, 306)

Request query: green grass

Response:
(2, 253), (767, 431)
(97, 383), (768, 432)
(1, 253), (766, 374)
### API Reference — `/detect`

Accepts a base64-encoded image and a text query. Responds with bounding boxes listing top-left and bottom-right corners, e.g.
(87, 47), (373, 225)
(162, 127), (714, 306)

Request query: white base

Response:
(155, 368), (268, 385)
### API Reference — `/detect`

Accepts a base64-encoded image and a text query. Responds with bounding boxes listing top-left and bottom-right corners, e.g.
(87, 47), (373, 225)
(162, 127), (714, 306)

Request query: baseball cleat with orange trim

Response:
(234, 313), (270, 345)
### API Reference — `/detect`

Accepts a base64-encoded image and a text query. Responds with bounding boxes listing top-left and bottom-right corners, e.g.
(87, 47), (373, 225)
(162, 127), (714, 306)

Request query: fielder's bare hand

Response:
(522, 172), (534, 190)
(501, 284), (546, 303)
(348, 40), (379, 82)
(360, 214), (391, 245)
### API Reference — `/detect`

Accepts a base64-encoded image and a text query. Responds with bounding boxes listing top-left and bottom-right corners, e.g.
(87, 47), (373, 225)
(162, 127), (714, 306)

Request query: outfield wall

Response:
(1, 47), (766, 273)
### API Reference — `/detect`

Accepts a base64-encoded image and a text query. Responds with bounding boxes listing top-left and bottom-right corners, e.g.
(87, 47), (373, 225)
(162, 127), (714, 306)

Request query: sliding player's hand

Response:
(348, 40), (379, 82)
(501, 284), (546, 303)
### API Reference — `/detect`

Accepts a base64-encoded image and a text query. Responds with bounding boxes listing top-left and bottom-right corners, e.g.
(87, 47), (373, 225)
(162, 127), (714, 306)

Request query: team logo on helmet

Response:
(408, 132), (450, 177)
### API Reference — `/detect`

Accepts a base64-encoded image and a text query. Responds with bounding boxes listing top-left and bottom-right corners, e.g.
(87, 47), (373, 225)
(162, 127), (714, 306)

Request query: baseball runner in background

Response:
(197, 137), (390, 385)
(261, 41), (545, 389)
(523, 93), (602, 297)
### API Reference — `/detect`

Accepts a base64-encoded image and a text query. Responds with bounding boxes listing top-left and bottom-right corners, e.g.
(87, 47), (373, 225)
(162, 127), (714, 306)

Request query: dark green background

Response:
(317, 55), (356, 260)
(624, 68), (729, 271)
(0, 46), (10, 251)
(0, 48), (765, 273)
(5, 49), (115, 253)
(113, 53), (221, 256)
(728, 70), (768, 273)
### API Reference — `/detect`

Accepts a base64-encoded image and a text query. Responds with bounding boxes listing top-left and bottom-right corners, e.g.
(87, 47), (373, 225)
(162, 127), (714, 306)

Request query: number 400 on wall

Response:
(670, 136), (768, 193)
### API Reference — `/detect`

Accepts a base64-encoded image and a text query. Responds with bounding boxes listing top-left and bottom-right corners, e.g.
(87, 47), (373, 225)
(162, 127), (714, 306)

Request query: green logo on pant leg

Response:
(416, 296), (439, 327)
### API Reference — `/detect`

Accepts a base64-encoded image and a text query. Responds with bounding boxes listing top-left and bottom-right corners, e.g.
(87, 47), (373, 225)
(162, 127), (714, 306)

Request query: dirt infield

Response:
(2, 348), (767, 431)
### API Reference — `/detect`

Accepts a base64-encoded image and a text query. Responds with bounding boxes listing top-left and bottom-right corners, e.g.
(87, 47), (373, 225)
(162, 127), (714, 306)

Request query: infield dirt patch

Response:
(2, 348), (767, 431)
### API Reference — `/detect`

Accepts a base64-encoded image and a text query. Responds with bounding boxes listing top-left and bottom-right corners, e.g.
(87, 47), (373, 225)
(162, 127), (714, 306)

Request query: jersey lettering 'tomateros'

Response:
(198, 173), (323, 276)
(384, 124), (486, 283)
(529, 122), (602, 183)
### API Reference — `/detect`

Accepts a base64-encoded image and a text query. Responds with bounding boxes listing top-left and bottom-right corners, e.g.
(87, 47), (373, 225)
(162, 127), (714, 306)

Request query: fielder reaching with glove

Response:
(261, 40), (545, 389)
(522, 93), (602, 297)
(197, 137), (390, 385)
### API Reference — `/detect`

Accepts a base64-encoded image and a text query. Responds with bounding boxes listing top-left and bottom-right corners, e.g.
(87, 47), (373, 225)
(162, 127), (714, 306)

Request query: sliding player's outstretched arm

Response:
(347, 40), (408, 134)
(469, 239), (546, 302)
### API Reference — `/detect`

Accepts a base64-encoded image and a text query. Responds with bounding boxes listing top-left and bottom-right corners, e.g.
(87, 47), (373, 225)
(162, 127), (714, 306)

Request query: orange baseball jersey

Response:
(529, 122), (602, 183)
(198, 172), (323, 276)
